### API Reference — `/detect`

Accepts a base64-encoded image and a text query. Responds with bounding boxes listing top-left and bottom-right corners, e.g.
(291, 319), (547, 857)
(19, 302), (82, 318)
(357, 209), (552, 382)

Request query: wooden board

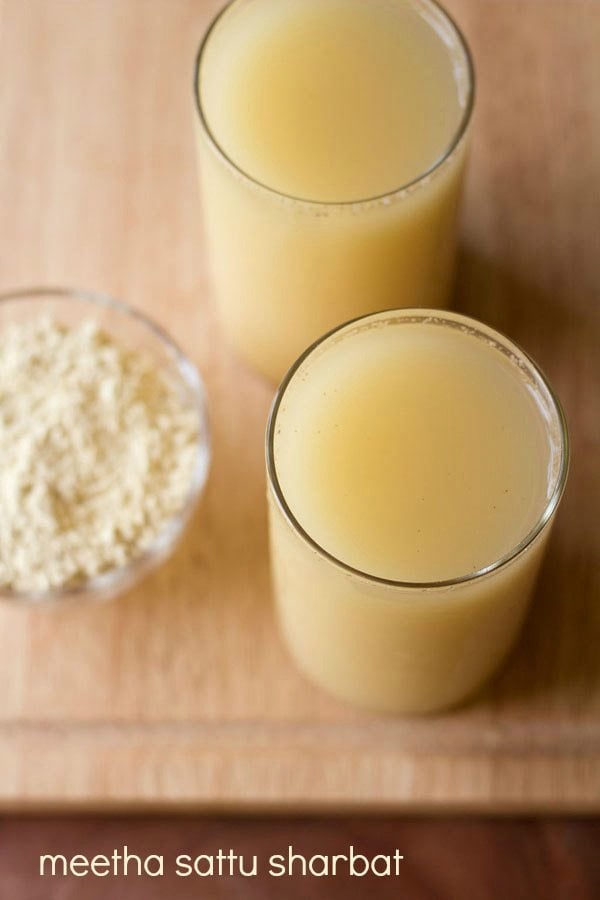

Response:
(0, 0), (598, 812)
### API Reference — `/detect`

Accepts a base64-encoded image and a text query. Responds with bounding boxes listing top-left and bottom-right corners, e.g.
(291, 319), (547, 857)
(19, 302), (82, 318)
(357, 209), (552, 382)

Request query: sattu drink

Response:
(199, 0), (465, 203)
(266, 311), (568, 713)
(195, 0), (474, 381)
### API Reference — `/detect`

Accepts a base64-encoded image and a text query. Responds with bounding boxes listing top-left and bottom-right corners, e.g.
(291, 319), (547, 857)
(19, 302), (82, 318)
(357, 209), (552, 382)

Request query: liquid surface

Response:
(200, 0), (465, 202)
(274, 321), (553, 582)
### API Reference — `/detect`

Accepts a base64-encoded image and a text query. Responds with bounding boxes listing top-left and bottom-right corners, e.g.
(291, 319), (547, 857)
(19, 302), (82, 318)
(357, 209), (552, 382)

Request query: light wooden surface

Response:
(0, 0), (598, 811)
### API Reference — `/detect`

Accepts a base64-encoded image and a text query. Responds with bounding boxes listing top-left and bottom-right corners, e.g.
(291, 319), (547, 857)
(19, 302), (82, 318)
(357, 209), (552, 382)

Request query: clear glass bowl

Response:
(0, 287), (211, 607)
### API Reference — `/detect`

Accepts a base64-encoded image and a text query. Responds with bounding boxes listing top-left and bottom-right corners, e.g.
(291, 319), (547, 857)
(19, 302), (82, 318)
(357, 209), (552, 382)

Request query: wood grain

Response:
(0, 0), (598, 810)
(2, 816), (600, 899)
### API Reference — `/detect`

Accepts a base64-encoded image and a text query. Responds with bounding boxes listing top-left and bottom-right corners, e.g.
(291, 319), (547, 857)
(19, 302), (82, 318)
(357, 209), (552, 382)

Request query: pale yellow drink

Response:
(195, 0), (473, 381)
(267, 311), (568, 713)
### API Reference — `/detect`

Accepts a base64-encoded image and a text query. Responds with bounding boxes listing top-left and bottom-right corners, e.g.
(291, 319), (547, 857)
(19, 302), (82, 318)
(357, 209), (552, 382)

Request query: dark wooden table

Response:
(2, 817), (599, 898)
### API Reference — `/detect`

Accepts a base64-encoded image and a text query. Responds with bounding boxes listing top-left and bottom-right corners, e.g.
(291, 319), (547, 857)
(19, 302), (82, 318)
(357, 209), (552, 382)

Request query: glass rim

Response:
(0, 286), (211, 607)
(193, 0), (476, 208)
(266, 308), (570, 591)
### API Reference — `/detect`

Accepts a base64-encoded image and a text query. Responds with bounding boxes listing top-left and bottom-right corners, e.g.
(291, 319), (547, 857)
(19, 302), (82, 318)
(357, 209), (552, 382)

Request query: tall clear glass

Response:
(194, 0), (475, 381)
(266, 310), (569, 714)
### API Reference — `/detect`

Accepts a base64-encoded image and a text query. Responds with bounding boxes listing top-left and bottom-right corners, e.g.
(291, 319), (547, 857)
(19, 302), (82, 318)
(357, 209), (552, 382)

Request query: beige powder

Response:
(0, 317), (201, 593)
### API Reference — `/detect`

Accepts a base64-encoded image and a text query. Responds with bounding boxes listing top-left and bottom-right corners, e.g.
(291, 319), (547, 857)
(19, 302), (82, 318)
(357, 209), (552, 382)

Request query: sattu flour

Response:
(0, 317), (200, 593)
